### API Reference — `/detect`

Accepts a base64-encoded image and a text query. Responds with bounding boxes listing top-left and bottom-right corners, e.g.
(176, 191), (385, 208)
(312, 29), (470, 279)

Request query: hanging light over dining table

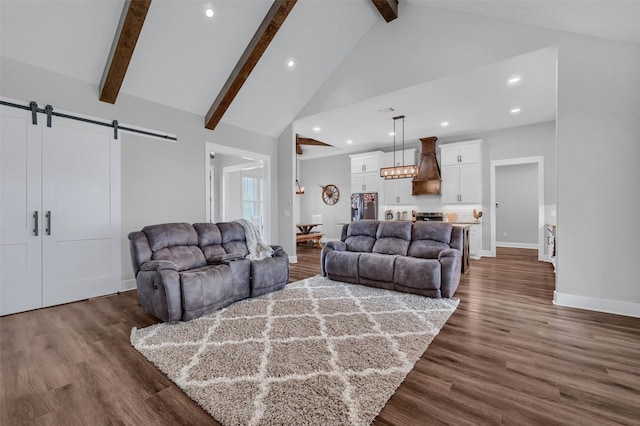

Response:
(380, 115), (418, 179)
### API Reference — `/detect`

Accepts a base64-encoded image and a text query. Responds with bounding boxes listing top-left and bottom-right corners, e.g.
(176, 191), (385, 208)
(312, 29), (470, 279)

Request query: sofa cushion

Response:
(344, 220), (378, 253)
(217, 222), (250, 257)
(412, 222), (453, 244)
(394, 257), (441, 293)
(408, 222), (454, 259)
(407, 240), (452, 259)
(152, 246), (207, 271)
(193, 223), (227, 262)
(359, 253), (397, 283)
(143, 223), (198, 251)
(250, 255), (289, 297)
(179, 265), (235, 319)
(325, 251), (361, 284)
(373, 221), (411, 255)
(193, 222), (222, 246)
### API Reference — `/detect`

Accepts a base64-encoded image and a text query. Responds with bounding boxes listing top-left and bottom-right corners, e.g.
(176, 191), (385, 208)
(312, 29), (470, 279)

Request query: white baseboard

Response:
(496, 242), (538, 249)
(289, 255), (298, 264)
(554, 291), (640, 318)
(480, 249), (493, 258)
(121, 279), (136, 292)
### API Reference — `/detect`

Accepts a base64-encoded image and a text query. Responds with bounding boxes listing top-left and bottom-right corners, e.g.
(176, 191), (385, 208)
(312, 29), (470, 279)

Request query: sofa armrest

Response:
(135, 269), (182, 322)
(439, 249), (462, 298)
(140, 260), (178, 272)
(207, 253), (244, 264)
(325, 241), (346, 251)
(438, 248), (460, 261)
(320, 241), (347, 276)
(271, 245), (285, 256)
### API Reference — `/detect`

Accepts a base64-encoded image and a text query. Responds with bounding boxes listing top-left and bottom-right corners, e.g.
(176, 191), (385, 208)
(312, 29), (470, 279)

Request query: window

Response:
(242, 174), (264, 234)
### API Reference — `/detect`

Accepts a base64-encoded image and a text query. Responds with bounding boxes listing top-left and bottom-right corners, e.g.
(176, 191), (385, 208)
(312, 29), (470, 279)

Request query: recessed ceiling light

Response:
(205, 8), (214, 18)
(287, 59), (295, 68)
(346, 139), (353, 144)
(388, 132), (395, 136)
(508, 76), (521, 85)
(440, 121), (449, 127)
(312, 126), (321, 132)
(510, 107), (521, 114)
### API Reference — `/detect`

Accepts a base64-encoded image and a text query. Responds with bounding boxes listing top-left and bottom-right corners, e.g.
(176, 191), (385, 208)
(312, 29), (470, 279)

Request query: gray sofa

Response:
(321, 220), (462, 298)
(128, 222), (289, 322)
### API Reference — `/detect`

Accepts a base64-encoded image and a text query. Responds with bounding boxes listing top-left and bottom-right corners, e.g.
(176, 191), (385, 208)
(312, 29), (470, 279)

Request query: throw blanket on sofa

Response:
(234, 219), (274, 260)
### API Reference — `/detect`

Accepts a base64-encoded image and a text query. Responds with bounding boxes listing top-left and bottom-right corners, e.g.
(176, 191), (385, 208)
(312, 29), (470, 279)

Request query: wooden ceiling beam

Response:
(370, 0), (398, 23)
(296, 135), (332, 147)
(205, 0), (298, 130)
(296, 134), (332, 155)
(100, 0), (152, 104)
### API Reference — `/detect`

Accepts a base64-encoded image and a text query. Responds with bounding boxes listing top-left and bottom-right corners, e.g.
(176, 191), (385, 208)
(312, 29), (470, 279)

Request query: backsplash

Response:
(378, 203), (483, 222)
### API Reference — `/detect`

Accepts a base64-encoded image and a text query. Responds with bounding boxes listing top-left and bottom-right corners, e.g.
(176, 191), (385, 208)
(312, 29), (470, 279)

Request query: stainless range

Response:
(415, 212), (444, 222)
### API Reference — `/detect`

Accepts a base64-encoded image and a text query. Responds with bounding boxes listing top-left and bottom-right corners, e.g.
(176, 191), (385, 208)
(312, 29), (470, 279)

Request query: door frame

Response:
(204, 142), (271, 243)
(490, 156), (545, 260)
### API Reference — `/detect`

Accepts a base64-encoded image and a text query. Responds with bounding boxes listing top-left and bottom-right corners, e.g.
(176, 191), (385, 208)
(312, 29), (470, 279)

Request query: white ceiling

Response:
(0, 0), (378, 139)
(425, 0), (640, 46)
(294, 0), (640, 159)
(1, 0), (638, 151)
(295, 46), (557, 159)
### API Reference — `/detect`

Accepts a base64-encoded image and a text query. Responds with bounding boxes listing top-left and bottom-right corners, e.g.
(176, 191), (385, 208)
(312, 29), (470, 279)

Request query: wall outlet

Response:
(503, 232), (508, 237)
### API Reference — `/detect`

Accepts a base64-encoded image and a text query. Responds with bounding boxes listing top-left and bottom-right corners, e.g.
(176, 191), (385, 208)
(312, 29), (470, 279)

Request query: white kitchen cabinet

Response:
(439, 140), (482, 204)
(350, 151), (382, 193)
(351, 172), (379, 193)
(350, 152), (380, 174)
(381, 150), (416, 204)
(469, 223), (482, 259)
(441, 142), (480, 166)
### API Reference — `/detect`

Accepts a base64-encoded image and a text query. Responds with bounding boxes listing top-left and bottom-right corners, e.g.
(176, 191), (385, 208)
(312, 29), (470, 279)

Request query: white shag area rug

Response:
(130, 275), (458, 426)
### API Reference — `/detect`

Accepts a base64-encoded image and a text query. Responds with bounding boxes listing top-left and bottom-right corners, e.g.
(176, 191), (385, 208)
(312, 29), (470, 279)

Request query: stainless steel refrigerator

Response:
(351, 192), (378, 221)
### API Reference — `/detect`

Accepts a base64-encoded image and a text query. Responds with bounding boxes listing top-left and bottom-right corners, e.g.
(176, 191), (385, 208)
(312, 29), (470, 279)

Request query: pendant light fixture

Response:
(380, 115), (418, 179)
(295, 154), (305, 195)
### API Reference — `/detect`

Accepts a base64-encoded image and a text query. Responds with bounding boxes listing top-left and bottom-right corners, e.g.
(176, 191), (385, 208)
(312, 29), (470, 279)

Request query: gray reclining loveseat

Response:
(321, 220), (462, 298)
(128, 222), (289, 322)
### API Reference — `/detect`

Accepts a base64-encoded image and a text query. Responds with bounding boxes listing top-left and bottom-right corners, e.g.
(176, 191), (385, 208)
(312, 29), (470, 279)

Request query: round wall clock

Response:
(320, 184), (340, 205)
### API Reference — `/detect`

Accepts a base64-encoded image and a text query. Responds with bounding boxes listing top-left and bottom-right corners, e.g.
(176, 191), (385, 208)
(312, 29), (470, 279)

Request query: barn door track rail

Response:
(0, 99), (177, 141)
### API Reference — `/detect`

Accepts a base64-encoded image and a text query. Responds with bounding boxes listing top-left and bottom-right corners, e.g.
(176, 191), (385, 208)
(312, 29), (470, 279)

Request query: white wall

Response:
(495, 163), (538, 246)
(298, 4), (640, 315)
(555, 39), (640, 315)
(439, 121), (557, 249)
(299, 154), (352, 240)
(0, 57), (278, 282)
(277, 125), (295, 259)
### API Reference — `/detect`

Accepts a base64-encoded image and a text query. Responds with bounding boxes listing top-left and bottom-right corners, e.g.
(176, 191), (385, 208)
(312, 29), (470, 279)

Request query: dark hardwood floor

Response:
(1, 246), (639, 425)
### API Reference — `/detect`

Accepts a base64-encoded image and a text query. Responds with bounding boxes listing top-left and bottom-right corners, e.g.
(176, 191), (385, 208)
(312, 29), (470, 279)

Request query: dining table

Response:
(296, 223), (321, 234)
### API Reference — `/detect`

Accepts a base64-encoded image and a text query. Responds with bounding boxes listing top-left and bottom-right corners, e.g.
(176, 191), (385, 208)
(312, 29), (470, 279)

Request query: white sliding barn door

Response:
(0, 105), (121, 315)
(0, 106), (43, 315)
(42, 117), (120, 306)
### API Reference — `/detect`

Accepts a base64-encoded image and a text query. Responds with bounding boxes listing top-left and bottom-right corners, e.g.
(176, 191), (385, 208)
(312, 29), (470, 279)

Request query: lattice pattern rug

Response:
(130, 275), (458, 426)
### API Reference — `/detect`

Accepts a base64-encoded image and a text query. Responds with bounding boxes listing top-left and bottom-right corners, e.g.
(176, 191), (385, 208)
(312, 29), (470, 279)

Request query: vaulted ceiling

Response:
(1, 0), (638, 155)
(1, 0), (380, 139)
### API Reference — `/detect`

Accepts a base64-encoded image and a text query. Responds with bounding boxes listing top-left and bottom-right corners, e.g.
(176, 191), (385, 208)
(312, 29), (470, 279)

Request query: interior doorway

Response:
(204, 142), (271, 243)
(495, 163), (538, 249)
(490, 156), (545, 260)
